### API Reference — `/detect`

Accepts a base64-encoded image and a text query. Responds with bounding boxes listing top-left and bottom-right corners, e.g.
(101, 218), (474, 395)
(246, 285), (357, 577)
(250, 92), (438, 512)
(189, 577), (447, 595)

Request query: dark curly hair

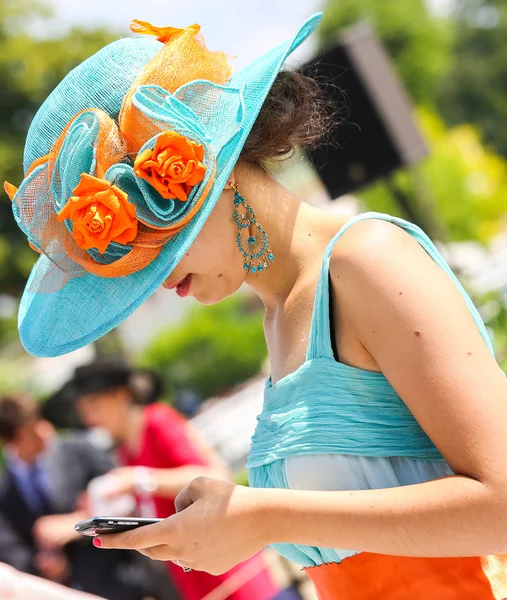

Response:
(240, 69), (339, 168)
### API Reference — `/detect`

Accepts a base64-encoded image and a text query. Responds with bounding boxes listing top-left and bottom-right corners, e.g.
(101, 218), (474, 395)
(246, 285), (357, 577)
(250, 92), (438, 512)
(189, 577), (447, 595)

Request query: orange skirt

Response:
(304, 553), (507, 599)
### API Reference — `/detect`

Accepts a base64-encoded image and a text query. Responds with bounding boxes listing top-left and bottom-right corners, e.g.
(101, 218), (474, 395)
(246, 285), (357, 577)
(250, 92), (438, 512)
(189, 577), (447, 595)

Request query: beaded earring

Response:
(230, 182), (274, 274)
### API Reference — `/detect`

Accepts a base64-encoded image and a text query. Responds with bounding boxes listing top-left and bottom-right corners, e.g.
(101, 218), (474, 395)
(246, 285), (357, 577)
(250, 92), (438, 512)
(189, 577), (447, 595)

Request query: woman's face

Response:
(162, 184), (248, 305)
(76, 387), (131, 439)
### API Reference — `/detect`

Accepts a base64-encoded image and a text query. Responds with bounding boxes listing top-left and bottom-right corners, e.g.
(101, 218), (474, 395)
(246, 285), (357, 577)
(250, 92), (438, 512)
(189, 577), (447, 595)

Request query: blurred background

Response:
(1, 0), (507, 598)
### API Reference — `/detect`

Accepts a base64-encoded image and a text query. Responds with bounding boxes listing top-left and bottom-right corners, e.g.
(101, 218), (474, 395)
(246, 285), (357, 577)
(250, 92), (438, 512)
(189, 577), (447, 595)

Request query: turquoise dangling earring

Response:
(230, 182), (274, 274)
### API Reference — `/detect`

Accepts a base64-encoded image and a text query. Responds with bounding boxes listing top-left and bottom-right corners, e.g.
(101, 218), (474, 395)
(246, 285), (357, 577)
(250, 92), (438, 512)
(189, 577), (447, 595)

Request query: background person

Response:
(58, 359), (279, 600)
(0, 392), (171, 600)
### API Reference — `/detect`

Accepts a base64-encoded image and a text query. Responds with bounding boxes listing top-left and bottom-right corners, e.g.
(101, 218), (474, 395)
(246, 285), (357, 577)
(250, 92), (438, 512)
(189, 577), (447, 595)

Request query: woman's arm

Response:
(97, 220), (507, 572)
(319, 218), (507, 555)
(139, 453), (231, 498)
(109, 421), (231, 498)
(0, 562), (99, 600)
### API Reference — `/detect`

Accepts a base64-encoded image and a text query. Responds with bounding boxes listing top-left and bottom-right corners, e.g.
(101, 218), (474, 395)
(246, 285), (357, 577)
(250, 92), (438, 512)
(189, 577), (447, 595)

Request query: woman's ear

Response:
(224, 168), (236, 192)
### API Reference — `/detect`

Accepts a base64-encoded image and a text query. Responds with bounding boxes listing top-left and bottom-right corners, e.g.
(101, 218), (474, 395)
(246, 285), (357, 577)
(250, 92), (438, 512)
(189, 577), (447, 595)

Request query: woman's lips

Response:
(163, 275), (187, 290)
(175, 274), (192, 298)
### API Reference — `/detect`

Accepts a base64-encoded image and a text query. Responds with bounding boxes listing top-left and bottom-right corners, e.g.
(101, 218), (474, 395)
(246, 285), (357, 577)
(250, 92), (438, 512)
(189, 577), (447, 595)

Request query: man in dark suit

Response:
(0, 393), (176, 600)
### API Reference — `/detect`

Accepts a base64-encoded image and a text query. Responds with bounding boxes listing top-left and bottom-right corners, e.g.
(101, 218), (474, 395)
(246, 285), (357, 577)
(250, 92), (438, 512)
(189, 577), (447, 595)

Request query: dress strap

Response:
(305, 212), (495, 361)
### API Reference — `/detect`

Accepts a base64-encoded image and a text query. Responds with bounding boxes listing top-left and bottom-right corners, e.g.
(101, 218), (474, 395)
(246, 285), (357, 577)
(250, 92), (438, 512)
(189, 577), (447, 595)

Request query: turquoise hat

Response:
(9, 13), (322, 357)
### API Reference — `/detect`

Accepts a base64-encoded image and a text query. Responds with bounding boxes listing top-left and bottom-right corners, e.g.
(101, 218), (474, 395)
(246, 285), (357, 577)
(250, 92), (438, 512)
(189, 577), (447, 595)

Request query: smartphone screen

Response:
(75, 516), (163, 536)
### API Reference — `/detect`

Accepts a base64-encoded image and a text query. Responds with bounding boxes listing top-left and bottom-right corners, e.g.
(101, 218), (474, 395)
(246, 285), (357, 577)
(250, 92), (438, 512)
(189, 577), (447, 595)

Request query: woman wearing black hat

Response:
(60, 360), (277, 600)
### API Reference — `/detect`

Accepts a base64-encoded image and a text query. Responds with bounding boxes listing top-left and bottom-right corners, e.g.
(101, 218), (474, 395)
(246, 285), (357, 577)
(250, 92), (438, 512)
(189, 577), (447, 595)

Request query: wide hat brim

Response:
(18, 13), (322, 357)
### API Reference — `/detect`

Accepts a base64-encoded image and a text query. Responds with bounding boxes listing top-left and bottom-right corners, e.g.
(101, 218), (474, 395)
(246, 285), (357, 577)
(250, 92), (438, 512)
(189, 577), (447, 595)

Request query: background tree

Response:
(319, 0), (453, 108)
(142, 295), (267, 402)
(362, 108), (507, 243)
(438, 0), (507, 158)
(319, 0), (507, 244)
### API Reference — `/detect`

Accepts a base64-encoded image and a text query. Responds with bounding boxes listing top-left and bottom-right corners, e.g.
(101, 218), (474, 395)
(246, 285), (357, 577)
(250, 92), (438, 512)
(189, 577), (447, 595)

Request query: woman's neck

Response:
(236, 163), (348, 313)
(119, 404), (146, 456)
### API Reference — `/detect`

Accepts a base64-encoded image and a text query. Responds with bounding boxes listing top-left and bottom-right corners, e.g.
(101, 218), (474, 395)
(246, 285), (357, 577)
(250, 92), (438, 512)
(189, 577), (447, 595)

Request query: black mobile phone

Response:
(75, 516), (164, 537)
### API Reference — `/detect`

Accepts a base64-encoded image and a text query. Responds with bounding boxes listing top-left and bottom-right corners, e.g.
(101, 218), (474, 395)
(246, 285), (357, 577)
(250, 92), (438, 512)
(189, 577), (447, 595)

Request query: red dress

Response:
(120, 403), (277, 600)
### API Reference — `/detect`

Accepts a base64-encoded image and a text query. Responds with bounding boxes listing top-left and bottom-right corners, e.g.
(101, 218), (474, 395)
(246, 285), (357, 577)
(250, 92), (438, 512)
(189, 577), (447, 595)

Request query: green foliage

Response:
(0, 0), (50, 28)
(0, 315), (18, 348)
(321, 0), (507, 161)
(477, 290), (507, 372)
(142, 295), (267, 402)
(0, 0), (115, 294)
(234, 469), (249, 487)
(0, 353), (39, 395)
(438, 0), (507, 158)
(320, 0), (453, 107)
(361, 108), (507, 243)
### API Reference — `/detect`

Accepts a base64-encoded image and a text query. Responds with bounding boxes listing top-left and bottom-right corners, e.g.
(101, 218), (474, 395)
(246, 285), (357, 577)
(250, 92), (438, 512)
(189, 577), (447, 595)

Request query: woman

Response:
(6, 11), (507, 599)
(65, 361), (277, 600)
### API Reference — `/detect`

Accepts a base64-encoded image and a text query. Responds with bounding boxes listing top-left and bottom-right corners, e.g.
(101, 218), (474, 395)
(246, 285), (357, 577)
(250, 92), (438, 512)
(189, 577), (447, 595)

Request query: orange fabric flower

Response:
(134, 131), (206, 201)
(58, 173), (138, 254)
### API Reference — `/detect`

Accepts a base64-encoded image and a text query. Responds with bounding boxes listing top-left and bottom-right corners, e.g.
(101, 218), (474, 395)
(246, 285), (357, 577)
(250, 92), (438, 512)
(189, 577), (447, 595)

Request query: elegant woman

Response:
(7, 11), (507, 599)
(63, 361), (277, 600)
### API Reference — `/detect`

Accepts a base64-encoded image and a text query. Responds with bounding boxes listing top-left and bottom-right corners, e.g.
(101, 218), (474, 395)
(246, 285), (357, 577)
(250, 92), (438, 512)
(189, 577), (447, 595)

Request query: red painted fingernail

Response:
(93, 537), (102, 548)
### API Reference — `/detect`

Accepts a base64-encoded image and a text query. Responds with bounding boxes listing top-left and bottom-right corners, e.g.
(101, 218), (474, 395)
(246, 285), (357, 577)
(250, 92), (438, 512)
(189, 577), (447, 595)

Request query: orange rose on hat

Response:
(58, 173), (138, 254)
(134, 130), (206, 201)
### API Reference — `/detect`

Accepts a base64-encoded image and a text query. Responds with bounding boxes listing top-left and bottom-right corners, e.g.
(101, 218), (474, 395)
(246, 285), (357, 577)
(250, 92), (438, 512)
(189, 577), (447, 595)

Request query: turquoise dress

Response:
(247, 212), (496, 568)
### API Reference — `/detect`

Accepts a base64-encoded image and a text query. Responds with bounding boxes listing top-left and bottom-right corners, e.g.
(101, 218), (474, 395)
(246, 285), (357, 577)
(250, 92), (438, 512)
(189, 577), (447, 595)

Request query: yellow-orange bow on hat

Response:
(130, 19), (197, 43)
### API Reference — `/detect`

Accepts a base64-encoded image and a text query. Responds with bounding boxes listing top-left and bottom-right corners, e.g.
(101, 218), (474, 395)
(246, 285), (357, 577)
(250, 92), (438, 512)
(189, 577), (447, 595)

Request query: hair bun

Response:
(241, 69), (337, 166)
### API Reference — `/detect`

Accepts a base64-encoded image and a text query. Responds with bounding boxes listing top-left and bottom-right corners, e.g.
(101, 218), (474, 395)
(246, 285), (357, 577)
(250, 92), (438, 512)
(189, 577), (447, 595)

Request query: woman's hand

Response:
(95, 477), (272, 575)
(33, 512), (85, 550)
(104, 467), (137, 498)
